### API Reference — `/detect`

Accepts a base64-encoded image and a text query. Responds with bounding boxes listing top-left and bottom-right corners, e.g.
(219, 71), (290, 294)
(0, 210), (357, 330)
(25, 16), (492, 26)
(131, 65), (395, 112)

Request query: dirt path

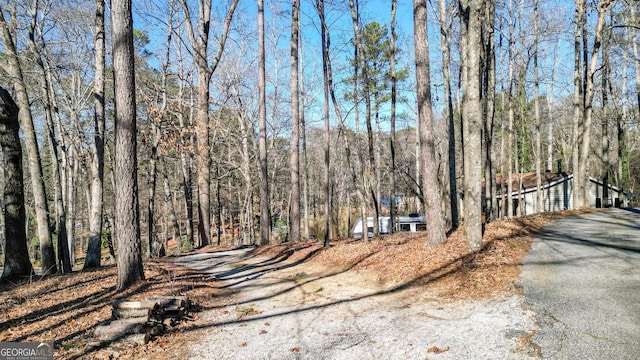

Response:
(173, 247), (538, 359)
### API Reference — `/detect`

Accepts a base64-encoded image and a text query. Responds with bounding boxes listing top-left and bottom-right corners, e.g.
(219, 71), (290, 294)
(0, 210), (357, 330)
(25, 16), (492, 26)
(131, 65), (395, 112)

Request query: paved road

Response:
(519, 208), (640, 359)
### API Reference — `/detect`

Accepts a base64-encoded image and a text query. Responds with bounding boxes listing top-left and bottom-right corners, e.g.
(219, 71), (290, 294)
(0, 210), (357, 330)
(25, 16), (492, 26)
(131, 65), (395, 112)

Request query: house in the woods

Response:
(489, 170), (636, 217)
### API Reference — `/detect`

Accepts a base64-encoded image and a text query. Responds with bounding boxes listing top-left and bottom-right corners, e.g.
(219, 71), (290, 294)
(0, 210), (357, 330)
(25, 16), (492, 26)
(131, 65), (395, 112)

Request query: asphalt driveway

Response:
(519, 208), (640, 359)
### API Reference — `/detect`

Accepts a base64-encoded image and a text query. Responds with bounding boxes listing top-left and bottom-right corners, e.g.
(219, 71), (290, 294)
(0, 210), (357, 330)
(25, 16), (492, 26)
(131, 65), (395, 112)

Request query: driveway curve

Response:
(519, 208), (640, 359)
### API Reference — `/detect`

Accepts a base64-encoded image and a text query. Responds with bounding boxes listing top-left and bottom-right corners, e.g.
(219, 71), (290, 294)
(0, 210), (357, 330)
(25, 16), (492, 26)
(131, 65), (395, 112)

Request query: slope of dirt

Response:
(0, 210), (592, 359)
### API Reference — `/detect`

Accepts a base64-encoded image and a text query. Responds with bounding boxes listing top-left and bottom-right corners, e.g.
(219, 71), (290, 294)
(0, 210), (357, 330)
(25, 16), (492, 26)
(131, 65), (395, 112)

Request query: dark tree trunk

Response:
(112, 0), (144, 291)
(258, 0), (270, 245)
(438, 0), (459, 228)
(0, 86), (34, 282)
(389, 0), (397, 232)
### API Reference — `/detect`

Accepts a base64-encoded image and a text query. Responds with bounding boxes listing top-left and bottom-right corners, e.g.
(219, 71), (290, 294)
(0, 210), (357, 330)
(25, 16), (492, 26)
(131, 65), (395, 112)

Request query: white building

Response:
(491, 172), (636, 217)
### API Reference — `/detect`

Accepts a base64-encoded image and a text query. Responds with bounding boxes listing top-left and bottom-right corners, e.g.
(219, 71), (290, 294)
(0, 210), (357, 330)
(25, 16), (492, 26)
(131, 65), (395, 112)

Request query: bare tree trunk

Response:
(438, 0), (459, 228)
(299, 34), (310, 241)
(572, 0), (584, 208)
(112, 0), (144, 291)
(147, 6), (175, 255)
(601, 16), (611, 206)
(389, 0), (397, 232)
(506, 0), (516, 218)
(0, 86), (34, 281)
(66, 150), (78, 265)
(533, 0), (543, 213)
(258, 0), (270, 245)
(348, 0), (369, 243)
(374, 99), (382, 229)
(317, 0), (332, 246)
(0, 5), (56, 275)
(237, 109), (254, 244)
(179, 122), (194, 247)
(26, 3), (72, 272)
(214, 164), (222, 245)
(459, 0), (484, 251)
(482, 0), (496, 221)
(499, 91), (505, 218)
(618, 19), (631, 189)
(547, 39), (560, 174)
(147, 123), (161, 257)
(577, 0), (611, 207)
(414, 0), (447, 247)
(161, 160), (180, 242)
(84, 0), (106, 269)
(289, 0), (301, 242)
(195, 67), (211, 248)
(180, 0), (239, 248)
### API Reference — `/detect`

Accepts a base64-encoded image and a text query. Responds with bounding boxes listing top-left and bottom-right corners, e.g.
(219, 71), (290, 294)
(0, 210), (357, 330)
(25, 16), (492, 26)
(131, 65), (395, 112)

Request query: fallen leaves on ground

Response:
(0, 209), (593, 359)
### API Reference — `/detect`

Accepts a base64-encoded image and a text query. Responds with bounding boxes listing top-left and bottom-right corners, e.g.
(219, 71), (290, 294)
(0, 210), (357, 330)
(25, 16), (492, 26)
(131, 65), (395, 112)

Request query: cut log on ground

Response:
(122, 333), (150, 345)
(94, 295), (192, 345)
(112, 300), (162, 311)
(112, 307), (152, 320)
(93, 317), (150, 341)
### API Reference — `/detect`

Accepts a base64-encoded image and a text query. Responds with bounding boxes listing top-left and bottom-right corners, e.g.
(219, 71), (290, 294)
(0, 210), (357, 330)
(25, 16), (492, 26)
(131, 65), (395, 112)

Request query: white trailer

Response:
(352, 217), (391, 238)
(352, 215), (426, 238)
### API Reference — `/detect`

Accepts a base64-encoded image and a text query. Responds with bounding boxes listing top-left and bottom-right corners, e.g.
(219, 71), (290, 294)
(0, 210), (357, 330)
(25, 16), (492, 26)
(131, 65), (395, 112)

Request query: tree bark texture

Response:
(348, 0), (369, 243)
(0, 86), (34, 282)
(112, 0), (144, 291)
(26, 3), (72, 273)
(481, 0), (496, 222)
(533, 0), (543, 213)
(572, 0), (585, 208)
(317, 0), (332, 246)
(413, 0), (447, 247)
(389, 0), (397, 231)
(459, 0), (483, 251)
(0, 6), (56, 275)
(258, 0), (270, 245)
(438, 0), (459, 228)
(577, 0), (611, 207)
(289, 0), (301, 242)
(85, 0), (107, 269)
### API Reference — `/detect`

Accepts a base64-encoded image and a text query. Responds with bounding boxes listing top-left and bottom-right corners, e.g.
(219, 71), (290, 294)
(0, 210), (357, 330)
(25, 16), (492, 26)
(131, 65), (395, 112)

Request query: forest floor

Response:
(0, 209), (594, 359)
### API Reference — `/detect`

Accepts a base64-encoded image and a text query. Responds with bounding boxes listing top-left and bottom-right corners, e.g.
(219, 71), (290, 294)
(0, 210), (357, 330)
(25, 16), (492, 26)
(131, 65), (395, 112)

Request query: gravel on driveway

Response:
(175, 248), (538, 360)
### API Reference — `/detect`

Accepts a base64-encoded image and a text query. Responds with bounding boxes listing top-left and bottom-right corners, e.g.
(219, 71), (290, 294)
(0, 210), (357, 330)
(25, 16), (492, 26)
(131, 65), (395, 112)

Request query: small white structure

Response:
(352, 217), (391, 238)
(396, 215), (427, 233)
(352, 215), (426, 238)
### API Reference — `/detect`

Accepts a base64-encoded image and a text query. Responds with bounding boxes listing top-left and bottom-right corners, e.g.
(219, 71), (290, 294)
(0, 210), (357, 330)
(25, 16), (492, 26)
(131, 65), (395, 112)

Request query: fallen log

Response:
(112, 300), (161, 311)
(93, 317), (150, 341)
(122, 333), (150, 345)
(112, 308), (152, 320)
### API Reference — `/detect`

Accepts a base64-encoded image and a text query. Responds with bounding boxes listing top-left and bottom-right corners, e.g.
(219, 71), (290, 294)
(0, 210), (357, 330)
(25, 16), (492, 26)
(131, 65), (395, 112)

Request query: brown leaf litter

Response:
(0, 209), (594, 359)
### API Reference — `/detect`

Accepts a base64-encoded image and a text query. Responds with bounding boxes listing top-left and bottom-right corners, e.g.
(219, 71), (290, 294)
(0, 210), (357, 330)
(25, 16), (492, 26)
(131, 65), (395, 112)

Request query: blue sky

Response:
(130, 0), (593, 133)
